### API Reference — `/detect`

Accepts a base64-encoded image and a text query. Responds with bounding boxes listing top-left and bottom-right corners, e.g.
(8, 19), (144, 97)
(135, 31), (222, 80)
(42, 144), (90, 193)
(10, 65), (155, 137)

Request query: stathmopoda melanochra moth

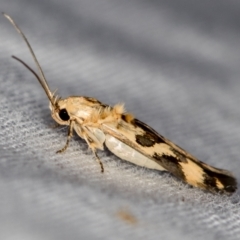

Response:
(3, 13), (237, 195)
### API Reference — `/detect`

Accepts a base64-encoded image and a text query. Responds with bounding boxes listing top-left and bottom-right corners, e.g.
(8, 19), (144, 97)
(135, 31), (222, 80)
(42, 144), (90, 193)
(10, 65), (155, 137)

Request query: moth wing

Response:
(104, 134), (166, 171)
(101, 118), (237, 194)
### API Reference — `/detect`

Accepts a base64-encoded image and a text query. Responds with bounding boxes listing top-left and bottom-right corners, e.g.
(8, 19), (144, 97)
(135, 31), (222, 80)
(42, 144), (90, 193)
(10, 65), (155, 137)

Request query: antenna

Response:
(3, 12), (55, 106)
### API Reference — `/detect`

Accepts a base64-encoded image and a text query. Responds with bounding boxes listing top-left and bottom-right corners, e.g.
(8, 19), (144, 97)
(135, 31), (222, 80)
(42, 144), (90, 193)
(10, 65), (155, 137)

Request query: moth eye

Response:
(59, 108), (70, 121)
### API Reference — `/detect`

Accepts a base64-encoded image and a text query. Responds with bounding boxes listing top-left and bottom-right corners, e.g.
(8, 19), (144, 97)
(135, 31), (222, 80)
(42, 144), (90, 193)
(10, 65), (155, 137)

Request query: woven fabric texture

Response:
(1, 0), (240, 239)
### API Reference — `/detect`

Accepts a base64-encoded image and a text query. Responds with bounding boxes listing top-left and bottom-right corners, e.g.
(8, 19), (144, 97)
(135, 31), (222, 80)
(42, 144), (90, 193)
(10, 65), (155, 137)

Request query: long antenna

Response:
(3, 12), (55, 106)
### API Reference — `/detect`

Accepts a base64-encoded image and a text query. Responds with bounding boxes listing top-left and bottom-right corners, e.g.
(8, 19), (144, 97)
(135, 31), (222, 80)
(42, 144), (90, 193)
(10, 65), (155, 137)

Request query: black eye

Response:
(59, 109), (70, 121)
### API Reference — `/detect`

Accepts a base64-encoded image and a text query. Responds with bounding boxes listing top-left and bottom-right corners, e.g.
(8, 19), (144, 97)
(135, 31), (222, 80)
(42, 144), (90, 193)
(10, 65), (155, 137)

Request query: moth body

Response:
(3, 13), (237, 195)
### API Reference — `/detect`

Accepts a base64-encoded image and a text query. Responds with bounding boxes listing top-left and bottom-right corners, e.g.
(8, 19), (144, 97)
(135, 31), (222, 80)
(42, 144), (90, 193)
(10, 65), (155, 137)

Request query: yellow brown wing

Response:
(101, 116), (237, 194)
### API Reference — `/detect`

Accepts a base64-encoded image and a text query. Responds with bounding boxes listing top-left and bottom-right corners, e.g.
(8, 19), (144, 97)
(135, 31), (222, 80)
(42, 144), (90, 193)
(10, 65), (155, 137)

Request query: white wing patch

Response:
(105, 135), (166, 171)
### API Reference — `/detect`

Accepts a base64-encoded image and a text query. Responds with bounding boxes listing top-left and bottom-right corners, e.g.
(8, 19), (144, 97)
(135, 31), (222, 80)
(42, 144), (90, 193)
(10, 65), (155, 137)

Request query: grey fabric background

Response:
(1, 0), (240, 239)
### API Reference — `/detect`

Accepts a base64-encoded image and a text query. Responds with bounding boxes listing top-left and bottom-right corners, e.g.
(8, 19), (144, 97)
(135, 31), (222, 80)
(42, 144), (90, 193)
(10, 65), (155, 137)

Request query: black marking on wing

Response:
(132, 119), (165, 139)
(135, 134), (156, 147)
(177, 149), (238, 194)
(153, 153), (186, 180)
(133, 119), (165, 146)
(201, 163), (237, 194)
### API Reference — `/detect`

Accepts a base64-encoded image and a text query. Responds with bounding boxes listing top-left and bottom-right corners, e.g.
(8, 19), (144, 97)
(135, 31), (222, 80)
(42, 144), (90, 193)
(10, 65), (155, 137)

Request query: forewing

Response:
(101, 118), (237, 194)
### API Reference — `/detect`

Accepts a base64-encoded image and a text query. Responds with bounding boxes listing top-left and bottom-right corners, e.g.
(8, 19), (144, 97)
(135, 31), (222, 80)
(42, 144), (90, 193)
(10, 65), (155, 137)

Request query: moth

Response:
(3, 13), (237, 194)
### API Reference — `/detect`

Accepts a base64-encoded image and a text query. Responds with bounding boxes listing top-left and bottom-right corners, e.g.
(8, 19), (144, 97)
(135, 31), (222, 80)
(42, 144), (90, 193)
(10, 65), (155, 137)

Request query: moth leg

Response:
(74, 123), (105, 172)
(93, 150), (104, 173)
(83, 134), (104, 173)
(56, 120), (74, 154)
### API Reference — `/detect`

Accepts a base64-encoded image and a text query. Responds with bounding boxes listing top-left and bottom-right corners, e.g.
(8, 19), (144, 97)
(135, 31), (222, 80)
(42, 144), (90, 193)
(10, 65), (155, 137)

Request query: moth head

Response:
(50, 99), (71, 125)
